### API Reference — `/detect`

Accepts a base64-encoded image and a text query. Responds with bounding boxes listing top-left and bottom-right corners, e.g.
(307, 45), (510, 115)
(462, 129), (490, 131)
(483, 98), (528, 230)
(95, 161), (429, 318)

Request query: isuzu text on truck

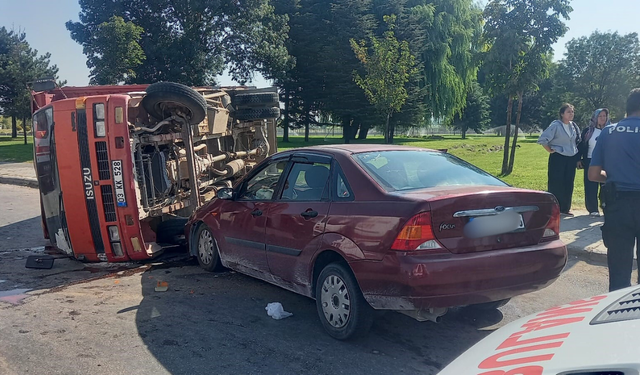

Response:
(31, 80), (279, 262)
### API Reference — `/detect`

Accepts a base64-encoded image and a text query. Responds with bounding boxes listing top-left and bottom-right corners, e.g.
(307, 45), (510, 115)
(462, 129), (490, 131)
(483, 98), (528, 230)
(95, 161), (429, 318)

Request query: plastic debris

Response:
(265, 302), (293, 320)
(155, 281), (169, 292)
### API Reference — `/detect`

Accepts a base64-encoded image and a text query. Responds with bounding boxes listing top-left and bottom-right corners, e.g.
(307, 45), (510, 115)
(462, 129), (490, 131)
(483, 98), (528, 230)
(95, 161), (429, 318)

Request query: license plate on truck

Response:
(112, 160), (127, 207)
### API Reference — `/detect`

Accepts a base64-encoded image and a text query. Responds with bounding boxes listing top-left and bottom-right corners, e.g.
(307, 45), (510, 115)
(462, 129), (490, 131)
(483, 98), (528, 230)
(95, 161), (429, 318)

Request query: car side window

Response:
(281, 162), (330, 201)
(238, 160), (287, 201)
(336, 173), (352, 199)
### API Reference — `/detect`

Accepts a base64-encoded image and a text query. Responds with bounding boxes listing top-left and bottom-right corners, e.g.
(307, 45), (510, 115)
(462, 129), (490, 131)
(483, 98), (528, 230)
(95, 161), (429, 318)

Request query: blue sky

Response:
(1, 0), (639, 87)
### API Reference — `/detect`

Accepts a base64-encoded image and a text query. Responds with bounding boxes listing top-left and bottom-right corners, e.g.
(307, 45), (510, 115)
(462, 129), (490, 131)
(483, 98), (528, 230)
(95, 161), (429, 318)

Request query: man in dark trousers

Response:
(589, 88), (640, 291)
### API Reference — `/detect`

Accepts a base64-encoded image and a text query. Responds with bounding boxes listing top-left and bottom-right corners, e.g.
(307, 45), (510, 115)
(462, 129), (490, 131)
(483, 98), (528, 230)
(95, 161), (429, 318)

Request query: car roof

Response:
(281, 144), (440, 156)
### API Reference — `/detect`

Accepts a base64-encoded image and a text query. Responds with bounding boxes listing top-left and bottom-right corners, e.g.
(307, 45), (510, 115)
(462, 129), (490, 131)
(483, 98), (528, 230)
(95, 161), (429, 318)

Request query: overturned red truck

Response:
(31, 80), (279, 262)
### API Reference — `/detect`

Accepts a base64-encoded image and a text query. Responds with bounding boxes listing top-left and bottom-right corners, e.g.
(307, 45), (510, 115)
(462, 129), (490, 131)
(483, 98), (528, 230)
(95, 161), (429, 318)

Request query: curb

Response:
(0, 176), (39, 189)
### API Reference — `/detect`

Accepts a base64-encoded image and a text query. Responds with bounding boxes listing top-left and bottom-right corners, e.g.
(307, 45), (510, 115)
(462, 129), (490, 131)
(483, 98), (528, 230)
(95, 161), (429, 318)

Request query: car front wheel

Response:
(315, 262), (373, 340)
(194, 224), (222, 272)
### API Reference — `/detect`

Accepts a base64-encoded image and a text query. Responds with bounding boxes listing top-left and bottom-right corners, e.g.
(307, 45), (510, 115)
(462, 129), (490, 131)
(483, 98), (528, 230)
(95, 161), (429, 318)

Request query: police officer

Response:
(589, 88), (640, 291)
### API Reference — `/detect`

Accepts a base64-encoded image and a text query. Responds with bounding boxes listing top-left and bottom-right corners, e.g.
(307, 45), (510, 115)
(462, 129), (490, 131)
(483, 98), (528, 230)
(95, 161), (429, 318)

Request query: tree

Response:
(83, 16), (145, 85)
(271, 0), (483, 142)
(450, 82), (490, 139)
(558, 31), (640, 123)
(351, 15), (417, 144)
(483, 0), (571, 175)
(411, 0), (483, 121)
(0, 27), (60, 141)
(67, 0), (293, 86)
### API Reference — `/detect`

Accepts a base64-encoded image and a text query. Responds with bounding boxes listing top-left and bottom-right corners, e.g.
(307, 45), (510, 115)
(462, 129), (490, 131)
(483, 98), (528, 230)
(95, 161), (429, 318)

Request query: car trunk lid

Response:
(398, 186), (558, 254)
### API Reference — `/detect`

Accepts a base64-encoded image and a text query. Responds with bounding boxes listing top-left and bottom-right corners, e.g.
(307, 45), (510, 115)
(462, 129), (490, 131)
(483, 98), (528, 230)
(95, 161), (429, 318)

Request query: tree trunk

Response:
(357, 124), (370, 140)
(304, 108), (310, 143)
(282, 88), (290, 143)
(508, 91), (524, 174)
(23, 117), (27, 145)
(501, 97), (514, 175)
(462, 125), (467, 140)
(388, 115), (395, 144)
(385, 113), (391, 144)
(342, 116), (352, 144)
(11, 115), (17, 138)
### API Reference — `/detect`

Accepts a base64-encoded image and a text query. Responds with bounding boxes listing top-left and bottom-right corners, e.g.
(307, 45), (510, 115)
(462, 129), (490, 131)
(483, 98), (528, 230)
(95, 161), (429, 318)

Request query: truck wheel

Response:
(156, 218), (188, 244)
(315, 262), (373, 340)
(233, 92), (279, 107)
(193, 224), (223, 272)
(142, 82), (207, 125)
(234, 107), (280, 121)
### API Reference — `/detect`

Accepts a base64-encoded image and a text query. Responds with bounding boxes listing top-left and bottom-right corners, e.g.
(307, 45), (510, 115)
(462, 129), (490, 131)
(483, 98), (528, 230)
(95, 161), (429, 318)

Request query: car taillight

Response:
(542, 203), (560, 240)
(392, 212), (442, 251)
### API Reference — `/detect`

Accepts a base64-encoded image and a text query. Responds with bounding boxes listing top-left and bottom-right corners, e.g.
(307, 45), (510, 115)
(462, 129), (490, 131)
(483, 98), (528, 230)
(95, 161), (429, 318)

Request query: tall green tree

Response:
(84, 16), (145, 85)
(411, 0), (483, 121)
(0, 27), (60, 141)
(450, 81), (490, 139)
(483, 0), (571, 175)
(558, 31), (640, 122)
(351, 15), (417, 144)
(67, 0), (293, 86)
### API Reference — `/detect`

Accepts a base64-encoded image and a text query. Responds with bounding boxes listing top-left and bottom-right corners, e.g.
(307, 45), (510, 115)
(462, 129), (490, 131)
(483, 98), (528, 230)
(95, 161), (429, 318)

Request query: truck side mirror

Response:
(216, 187), (235, 200)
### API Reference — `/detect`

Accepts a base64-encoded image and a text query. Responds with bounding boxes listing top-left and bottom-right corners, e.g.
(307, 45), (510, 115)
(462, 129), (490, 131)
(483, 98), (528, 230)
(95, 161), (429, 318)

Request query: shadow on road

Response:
(133, 262), (498, 375)
(0, 216), (48, 252)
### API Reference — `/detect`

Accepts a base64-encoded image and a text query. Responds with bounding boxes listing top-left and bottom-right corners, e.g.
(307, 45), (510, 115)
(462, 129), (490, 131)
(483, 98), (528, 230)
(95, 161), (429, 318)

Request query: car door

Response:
(217, 158), (288, 275)
(265, 154), (333, 287)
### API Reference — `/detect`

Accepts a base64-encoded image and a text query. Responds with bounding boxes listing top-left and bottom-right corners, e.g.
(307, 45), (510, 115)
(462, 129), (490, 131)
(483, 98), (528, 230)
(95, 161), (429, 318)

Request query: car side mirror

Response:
(217, 187), (235, 200)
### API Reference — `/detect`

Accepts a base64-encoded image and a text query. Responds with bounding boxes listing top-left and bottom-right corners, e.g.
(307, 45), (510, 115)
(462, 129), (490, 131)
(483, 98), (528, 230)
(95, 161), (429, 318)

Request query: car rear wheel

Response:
(194, 224), (222, 272)
(315, 262), (373, 340)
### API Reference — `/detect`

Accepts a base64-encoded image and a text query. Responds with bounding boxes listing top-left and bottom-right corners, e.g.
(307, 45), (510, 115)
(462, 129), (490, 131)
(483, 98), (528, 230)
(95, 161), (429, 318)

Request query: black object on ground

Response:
(25, 255), (55, 269)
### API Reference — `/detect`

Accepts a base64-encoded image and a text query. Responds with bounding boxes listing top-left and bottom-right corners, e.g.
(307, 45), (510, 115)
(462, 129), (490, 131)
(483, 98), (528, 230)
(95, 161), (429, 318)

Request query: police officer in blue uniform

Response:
(589, 88), (640, 291)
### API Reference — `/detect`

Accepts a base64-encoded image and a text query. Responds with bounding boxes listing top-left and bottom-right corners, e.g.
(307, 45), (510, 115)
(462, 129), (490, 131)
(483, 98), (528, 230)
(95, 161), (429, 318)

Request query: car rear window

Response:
(353, 150), (507, 191)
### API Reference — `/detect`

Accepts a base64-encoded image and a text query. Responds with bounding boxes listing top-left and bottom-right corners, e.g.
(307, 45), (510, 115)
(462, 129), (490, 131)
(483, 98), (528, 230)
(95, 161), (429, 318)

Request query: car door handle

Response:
(300, 210), (318, 219)
(251, 209), (263, 217)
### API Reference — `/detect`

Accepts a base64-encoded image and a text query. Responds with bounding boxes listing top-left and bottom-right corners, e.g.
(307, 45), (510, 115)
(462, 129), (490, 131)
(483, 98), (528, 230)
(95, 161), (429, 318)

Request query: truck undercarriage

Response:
(129, 82), (279, 248)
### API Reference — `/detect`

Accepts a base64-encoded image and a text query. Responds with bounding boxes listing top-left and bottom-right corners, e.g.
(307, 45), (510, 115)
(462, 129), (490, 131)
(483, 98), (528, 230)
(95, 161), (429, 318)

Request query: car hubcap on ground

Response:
(198, 230), (214, 265)
(320, 274), (351, 328)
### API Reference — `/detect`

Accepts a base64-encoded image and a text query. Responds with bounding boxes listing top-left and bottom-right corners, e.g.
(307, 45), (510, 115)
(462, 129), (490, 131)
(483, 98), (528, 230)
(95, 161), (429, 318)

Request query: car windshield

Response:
(353, 150), (507, 192)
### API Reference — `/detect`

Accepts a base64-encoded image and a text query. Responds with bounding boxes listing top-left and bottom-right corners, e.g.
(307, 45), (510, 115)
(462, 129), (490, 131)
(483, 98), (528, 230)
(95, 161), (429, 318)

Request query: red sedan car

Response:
(185, 144), (567, 340)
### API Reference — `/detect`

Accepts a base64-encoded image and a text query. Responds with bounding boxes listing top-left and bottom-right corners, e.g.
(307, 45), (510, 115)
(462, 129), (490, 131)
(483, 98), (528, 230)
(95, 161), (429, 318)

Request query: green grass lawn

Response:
(278, 134), (587, 210)
(0, 136), (33, 163)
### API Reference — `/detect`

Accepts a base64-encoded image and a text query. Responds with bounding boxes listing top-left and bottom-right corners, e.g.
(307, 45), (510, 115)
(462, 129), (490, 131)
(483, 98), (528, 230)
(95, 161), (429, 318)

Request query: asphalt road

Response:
(0, 184), (624, 375)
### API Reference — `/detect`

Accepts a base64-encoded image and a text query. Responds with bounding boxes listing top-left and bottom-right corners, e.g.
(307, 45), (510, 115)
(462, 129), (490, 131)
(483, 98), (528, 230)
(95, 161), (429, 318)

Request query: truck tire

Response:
(234, 107), (280, 121)
(233, 92), (279, 107)
(142, 82), (207, 125)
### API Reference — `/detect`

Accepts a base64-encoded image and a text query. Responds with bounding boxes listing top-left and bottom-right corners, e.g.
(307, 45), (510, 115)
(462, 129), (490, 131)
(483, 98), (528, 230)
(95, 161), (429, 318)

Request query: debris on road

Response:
(25, 255), (54, 269)
(155, 281), (169, 292)
(265, 302), (293, 320)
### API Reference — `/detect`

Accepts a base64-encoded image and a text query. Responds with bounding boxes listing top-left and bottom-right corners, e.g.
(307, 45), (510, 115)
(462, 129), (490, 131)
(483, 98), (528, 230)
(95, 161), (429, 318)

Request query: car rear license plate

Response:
(112, 160), (127, 207)
(465, 212), (524, 238)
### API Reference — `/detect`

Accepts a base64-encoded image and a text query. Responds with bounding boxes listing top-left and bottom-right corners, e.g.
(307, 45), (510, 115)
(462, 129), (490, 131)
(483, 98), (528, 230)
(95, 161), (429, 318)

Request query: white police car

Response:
(439, 286), (640, 374)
